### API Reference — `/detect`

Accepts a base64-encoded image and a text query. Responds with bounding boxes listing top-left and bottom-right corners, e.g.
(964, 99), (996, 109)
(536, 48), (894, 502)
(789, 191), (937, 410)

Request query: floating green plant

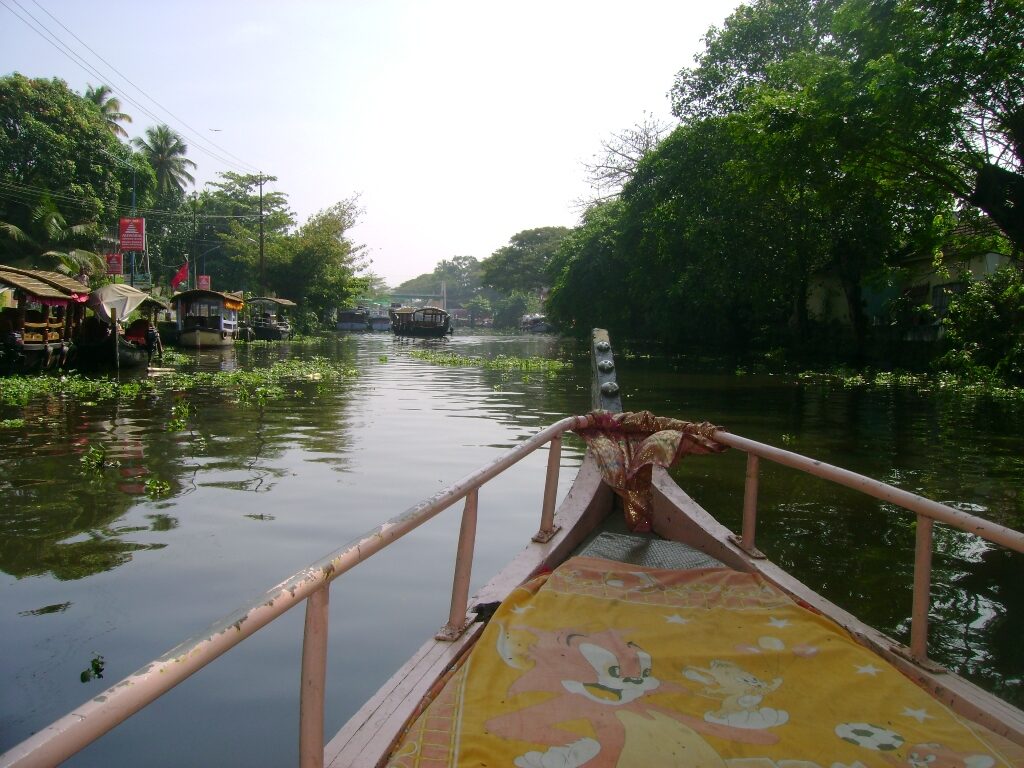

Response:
(167, 401), (191, 432)
(80, 653), (105, 683)
(80, 445), (119, 472)
(408, 350), (569, 374)
(145, 477), (171, 498)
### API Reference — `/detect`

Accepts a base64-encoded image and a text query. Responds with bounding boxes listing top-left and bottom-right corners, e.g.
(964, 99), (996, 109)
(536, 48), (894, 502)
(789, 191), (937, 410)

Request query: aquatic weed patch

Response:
(0, 358), (357, 410)
(408, 350), (570, 375)
(0, 374), (151, 407)
(158, 357), (356, 404)
(797, 369), (1024, 400)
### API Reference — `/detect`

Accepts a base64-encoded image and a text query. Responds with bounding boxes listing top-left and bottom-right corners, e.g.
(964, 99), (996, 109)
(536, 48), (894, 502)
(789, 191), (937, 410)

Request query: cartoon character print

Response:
(486, 625), (777, 768)
(905, 743), (996, 768)
(684, 659), (789, 729)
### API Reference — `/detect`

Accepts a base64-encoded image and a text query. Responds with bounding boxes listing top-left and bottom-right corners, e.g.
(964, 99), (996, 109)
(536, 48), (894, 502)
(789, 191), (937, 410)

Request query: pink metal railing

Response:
(0, 416), (584, 768)
(713, 429), (1024, 666)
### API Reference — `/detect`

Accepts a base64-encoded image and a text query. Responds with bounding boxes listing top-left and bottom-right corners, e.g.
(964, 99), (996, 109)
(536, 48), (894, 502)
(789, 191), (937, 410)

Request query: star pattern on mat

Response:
(855, 664), (882, 676)
(902, 707), (934, 723)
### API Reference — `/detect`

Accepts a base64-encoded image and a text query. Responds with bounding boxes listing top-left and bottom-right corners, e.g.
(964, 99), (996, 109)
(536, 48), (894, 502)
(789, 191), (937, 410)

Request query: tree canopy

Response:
(481, 227), (569, 296)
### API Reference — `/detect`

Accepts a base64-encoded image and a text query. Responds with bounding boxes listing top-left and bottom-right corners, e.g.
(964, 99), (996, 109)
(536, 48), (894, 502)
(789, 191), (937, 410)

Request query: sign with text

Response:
(118, 218), (146, 252)
(105, 252), (123, 275)
(197, 275), (211, 290)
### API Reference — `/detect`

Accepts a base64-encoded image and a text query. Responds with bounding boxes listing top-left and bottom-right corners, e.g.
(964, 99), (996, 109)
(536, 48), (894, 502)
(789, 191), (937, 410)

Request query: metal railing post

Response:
(533, 436), (562, 543)
(299, 585), (330, 768)
(730, 453), (765, 558)
(437, 489), (479, 641)
(910, 514), (934, 663)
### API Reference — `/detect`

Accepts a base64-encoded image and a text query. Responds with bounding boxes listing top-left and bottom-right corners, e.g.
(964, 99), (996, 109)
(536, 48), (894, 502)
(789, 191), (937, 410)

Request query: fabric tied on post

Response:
(572, 410), (727, 532)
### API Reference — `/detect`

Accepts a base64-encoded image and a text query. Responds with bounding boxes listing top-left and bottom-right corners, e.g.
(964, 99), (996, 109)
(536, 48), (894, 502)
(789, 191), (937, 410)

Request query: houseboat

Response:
(171, 289), (243, 348)
(2, 330), (1022, 768)
(389, 305), (452, 337)
(246, 296), (296, 341)
(336, 306), (369, 331)
(367, 307), (392, 331)
(0, 265), (86, 374)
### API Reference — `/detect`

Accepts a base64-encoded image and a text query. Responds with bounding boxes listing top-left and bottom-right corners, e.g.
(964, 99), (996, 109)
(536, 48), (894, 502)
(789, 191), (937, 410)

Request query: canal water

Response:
(1, 332), (1021, 766)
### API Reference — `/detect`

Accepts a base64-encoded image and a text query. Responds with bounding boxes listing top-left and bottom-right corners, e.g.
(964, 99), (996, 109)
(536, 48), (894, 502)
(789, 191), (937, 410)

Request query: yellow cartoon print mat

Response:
(387, 556), (1018, 768)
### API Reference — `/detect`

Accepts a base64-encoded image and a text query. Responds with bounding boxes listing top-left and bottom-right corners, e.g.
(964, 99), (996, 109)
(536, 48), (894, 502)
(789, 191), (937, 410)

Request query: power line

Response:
(0, 0), (261, 175)
(29, 0), (261, 174)
(0, 180), (263, 222)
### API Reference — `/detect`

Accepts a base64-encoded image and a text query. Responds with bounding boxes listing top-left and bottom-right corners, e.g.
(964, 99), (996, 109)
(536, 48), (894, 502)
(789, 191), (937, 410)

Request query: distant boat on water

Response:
(246, 297), (296, 341)
(389, 306), (452, 337)
(172, 289), (244, 347)
(336, 306), (369, 331)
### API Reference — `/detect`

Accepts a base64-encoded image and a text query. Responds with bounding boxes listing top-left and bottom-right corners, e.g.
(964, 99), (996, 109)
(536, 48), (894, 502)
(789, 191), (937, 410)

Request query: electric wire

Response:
(0, 0), (260, 175)
(28, 0), (261, 174)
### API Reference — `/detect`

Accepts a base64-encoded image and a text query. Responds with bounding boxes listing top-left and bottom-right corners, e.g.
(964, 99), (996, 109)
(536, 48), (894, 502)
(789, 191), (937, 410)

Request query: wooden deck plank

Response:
(323, 625), (483, 767)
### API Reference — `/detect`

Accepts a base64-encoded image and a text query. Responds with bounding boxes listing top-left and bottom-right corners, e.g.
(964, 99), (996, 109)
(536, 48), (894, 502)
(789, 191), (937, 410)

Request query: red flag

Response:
(171, 261), (189, 290)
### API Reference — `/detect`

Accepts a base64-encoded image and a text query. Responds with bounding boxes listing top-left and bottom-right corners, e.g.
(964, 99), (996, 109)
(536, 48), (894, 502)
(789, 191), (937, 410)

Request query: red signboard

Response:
(119, 218), (146, 252)
(105, 253), (123, 275)
(197, 275), (211, 290)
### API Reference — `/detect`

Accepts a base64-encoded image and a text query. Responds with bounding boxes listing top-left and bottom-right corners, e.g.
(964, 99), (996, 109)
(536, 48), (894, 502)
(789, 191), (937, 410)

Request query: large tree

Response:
(481, 227), (569, 296)
(670, 0), (1024, 252)
(270, 197), (367, 329)
(0, 74), (129, 275)
(133, 124), (197, 199)
(84, 84), (132, 139)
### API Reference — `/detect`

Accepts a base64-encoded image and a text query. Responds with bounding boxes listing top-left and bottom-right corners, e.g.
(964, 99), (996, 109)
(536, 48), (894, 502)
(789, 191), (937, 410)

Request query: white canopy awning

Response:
(87, 283), (162, 324)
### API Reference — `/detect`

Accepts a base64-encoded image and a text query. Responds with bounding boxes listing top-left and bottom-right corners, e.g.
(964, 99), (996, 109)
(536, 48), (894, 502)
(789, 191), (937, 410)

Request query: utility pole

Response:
(130, 161), (137, 287)
(191, 193), (198, 291)
(258, 173), (265, 295)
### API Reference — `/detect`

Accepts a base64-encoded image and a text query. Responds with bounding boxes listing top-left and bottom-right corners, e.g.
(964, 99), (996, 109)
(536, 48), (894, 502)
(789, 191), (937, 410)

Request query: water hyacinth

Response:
(0, 358), (358, 408)
(408, 350), (569, 375)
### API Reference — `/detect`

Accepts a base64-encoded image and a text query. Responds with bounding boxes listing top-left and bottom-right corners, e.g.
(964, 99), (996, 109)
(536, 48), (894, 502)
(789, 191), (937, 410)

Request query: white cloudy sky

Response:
(2, 0), (743, 286)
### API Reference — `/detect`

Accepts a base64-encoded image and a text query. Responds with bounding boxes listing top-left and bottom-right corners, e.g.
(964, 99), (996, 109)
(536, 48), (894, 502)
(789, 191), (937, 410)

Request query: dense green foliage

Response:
(938, 267), (1024, 384)
(545, 0), (1022, 380)
(0, 75), (142, 272)
(0, 74), (370, 331)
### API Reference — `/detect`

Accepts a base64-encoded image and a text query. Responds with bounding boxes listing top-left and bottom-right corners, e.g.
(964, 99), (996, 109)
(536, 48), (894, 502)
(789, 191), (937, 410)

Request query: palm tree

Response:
(0, 196), (105, 276)
(133, 125), (197, 197)
(84, 84), (132, 139)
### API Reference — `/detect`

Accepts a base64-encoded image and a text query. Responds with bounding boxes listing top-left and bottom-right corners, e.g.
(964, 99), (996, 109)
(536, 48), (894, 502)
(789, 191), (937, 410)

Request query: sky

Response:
(1, 0), (743, 287)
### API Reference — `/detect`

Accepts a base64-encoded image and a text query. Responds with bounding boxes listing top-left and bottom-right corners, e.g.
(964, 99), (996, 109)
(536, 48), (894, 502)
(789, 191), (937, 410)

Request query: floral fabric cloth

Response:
(572, 410), (727, 531)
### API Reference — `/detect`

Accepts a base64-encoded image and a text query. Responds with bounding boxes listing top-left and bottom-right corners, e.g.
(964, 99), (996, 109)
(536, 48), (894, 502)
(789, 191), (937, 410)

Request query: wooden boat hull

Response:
(0, 340), (68, 375)
(177, 328), (237, 347)
(72, 335), (150, 370)
(251, 325), (290, 341)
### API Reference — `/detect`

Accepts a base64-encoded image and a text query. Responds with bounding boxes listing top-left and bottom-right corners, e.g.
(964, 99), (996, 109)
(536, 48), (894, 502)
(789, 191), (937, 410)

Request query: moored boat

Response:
(246, 296), (296, 340)
(367, 308), (391, 331)
(171, 288), (243, 347)
(2, 330), (1022, 768)
(0, 265), (86, 375)
(73, 283), (169, 369)
(389, 305), (452, 337)
(336, 306), (369, 331)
